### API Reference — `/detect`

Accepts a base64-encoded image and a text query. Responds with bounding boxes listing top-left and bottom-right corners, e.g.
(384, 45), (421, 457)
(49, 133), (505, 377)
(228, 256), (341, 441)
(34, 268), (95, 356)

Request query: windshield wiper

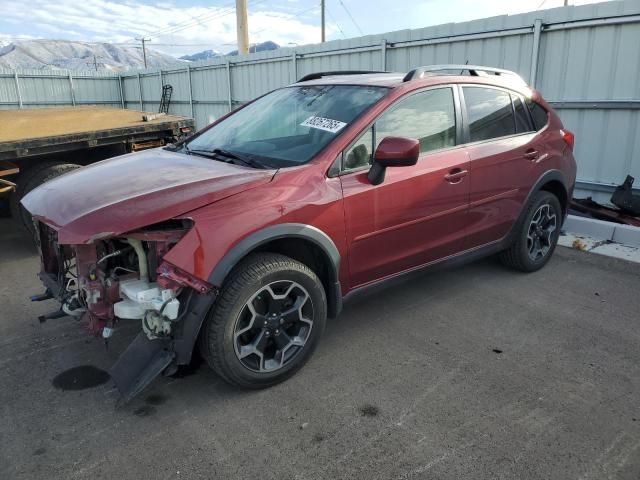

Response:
(210, 148), (270, 169)
(182, 144), (271, 169)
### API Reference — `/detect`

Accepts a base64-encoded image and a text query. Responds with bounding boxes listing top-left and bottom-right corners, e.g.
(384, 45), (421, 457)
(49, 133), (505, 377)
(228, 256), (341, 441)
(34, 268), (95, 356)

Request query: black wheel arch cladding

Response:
(170, 223), (341, 365)
(209, 223), (342, 318)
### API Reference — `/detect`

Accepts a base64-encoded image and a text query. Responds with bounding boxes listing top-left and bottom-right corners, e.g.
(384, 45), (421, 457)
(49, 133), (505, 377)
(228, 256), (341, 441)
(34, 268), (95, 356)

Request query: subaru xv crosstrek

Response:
(23, 65), (576, 401)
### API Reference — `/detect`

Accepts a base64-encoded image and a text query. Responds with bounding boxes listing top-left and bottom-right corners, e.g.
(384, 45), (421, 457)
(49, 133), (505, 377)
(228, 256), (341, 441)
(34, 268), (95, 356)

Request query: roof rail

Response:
(297, 70), (387, 82)
(403, 65), (527, 85)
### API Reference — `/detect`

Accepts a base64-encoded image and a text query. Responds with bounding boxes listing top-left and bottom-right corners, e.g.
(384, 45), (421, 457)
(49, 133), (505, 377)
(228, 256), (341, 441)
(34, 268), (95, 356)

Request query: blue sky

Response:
(0, 0), (602, 56)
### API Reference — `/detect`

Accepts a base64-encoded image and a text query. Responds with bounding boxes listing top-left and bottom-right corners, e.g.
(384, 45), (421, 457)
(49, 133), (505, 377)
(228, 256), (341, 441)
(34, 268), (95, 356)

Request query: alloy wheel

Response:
(527, 203), (557, 261)
(233, 280), (314, 373)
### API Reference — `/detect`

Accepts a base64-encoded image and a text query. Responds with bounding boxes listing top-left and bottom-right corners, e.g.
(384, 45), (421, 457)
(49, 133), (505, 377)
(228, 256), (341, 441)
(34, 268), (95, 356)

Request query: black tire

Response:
(17, 163), (81, 235)
(9, 162), (59, 227)
(199, 252), (327, 389)
(499, 190), (562, 272)
(0, 198), (9, 218)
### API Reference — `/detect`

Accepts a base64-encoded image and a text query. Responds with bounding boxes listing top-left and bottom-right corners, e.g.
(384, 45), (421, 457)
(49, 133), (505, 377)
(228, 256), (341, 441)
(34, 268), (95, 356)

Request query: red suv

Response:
(23, 65), (576, 401)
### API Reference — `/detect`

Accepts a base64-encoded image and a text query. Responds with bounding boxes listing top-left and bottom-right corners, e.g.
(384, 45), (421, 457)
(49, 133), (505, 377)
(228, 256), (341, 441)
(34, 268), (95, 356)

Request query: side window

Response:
(344, 127), (373, 170)
(375, 88), (456, 154)
(463, 87), (515, 142)
(526, 99), (549, 131)
(512, 94), (533, 133)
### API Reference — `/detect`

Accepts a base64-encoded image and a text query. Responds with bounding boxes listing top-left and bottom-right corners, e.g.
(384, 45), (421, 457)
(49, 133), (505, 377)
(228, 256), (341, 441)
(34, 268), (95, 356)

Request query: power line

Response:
(325, 6), (347, 39)
(337, 0), (364, 36)
(132, 0), (238, 40)
(250, 5), (319, 36)
(142, 0), (269, 41)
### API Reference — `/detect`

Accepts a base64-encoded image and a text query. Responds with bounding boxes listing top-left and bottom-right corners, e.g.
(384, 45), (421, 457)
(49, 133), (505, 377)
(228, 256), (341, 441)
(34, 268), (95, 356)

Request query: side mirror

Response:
(368, 136), (419, 185)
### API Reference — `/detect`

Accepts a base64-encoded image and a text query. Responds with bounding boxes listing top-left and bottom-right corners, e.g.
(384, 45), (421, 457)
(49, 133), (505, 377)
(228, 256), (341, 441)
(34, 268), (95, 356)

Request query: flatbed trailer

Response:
(0, 106), (194, 231)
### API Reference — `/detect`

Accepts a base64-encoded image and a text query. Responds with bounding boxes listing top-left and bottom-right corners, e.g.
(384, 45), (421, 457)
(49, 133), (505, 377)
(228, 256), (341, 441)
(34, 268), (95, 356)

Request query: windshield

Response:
(185, 85), (388, 168)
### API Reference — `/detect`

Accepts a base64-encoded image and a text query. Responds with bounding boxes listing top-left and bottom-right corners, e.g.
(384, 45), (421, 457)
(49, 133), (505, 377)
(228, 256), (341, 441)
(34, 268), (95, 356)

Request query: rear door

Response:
(338, 86), (470, 288)
(459, 85), (539, 249)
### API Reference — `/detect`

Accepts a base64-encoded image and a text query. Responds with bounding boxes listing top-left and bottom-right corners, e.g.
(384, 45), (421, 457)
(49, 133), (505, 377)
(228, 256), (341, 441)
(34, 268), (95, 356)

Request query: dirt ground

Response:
(1, 217), (639, 480)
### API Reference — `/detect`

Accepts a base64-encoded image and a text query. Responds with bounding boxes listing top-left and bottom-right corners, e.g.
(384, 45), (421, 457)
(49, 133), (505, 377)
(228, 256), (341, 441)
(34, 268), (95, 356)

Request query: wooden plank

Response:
(0, 160), (19, 178)
(0, 178), (17, 193)
(0, 106), (189, 144)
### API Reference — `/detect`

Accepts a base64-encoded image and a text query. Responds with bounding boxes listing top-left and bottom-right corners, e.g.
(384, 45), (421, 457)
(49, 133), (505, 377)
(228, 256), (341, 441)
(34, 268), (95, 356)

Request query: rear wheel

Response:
(13, 162), (81, 235)
(199, 252), (327, 389)
(499, 191), (562, 272)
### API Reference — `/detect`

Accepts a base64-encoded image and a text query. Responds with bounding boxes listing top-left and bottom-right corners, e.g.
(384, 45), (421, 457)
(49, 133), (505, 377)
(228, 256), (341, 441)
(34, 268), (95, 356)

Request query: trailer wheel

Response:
(17, 163), (81, 236)
(10, 162), (64, 229)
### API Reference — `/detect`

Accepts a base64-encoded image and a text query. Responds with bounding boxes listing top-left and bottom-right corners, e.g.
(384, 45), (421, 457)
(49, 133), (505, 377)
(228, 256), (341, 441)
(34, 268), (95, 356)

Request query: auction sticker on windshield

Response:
(301, 116), (347, 133)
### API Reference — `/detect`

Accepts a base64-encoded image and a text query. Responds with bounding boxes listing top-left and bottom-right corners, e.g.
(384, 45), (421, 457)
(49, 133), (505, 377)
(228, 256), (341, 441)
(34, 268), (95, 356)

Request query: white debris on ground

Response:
(559, 232), (640, 263)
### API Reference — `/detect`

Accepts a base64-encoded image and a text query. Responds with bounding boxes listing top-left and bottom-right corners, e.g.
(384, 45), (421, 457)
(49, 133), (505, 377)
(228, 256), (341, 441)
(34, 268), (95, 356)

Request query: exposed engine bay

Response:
(35, 219), (212, 345)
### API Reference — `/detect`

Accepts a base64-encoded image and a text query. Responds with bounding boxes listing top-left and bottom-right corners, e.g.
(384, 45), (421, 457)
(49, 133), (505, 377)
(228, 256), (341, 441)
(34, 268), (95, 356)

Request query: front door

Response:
(339, 86), (470, 288)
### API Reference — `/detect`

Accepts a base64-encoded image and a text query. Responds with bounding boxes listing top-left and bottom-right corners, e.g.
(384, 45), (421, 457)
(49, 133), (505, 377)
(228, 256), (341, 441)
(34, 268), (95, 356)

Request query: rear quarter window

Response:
(526, 99), (549, 131)
(512, 95), (533, 133)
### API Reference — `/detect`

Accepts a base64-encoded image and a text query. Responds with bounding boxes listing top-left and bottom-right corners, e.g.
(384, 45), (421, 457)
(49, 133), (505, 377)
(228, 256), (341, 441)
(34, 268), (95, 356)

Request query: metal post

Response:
(321, 0), (326, 42)
(380, 39), (387, 71)
(13, 70), (23, 109)
(137, 73), (143, 110)
(226, 59), (233, 112)
(291, 51), (298, 82)
(186, 66), (194, 118)
(159, 70), (164, 112)
(68, 72), (76, 106)
(530, 19), (543, 88)
(118, 76), (125, 109)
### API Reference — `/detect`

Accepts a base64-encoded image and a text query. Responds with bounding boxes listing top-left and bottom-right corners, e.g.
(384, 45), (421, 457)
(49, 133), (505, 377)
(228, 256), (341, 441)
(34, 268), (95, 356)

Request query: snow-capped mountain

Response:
(179, 49), (223, 62)
(180, 41), (280, 62)
(226, 41), (279, 56)
(0, 40), (183, 71)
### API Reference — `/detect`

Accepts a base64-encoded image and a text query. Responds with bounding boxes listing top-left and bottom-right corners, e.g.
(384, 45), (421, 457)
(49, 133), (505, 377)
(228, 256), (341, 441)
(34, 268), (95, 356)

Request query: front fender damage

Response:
(32, 220), (219, 404)
(110, 291), (216, 404)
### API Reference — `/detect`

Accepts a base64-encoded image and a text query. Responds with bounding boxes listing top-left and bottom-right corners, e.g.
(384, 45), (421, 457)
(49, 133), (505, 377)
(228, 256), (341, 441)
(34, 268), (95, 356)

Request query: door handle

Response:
(444, 168), (468, 183)
(524, 149), (539, 160)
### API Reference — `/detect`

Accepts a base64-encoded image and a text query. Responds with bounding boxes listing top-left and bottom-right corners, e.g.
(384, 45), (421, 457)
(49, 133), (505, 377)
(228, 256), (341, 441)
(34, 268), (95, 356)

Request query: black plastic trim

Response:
(505, 169), (568, 243)
(209, 223), (342, 318)
(298, 70), (387, 82)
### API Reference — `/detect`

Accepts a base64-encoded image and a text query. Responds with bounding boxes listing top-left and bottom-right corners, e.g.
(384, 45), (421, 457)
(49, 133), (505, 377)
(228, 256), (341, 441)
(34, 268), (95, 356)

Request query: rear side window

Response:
(526, 99), (549, 130)
(512, 95), (533, 133)
(463, 87), (515, 142)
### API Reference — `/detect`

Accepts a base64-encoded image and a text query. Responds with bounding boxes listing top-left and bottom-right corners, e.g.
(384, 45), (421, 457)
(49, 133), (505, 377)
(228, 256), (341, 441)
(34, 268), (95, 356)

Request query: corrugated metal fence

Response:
(1, 0), (640, 201)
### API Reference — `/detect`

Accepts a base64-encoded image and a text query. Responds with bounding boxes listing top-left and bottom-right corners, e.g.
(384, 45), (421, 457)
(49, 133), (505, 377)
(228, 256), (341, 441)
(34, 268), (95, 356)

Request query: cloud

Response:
(0, 0), (325, 56)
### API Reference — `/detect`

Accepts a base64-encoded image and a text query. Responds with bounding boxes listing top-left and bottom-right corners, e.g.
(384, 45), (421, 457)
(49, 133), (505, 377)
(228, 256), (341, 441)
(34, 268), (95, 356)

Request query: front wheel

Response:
(199, 253), (327, 389)
(499, 191), (562, 272)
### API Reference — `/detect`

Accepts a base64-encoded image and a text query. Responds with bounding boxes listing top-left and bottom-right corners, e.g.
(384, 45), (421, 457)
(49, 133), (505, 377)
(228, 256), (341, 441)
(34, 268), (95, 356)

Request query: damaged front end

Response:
(34, 219), (216, 403)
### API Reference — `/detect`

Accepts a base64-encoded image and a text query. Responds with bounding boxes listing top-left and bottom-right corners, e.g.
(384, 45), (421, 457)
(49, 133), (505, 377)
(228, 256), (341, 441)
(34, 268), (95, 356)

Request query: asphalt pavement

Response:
(1, 217), (639, 480)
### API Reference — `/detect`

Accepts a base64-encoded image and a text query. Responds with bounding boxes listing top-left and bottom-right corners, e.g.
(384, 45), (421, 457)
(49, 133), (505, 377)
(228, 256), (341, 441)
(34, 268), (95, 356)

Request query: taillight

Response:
(561, 129), (575, 150)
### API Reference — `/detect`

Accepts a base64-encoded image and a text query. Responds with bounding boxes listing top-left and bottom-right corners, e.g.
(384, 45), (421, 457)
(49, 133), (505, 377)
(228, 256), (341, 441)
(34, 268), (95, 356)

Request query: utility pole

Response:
(136, 37), (151, 68)
(236, 0), (249, 55)
(86, 55), (102, 71)
(321, 0), (326, 42)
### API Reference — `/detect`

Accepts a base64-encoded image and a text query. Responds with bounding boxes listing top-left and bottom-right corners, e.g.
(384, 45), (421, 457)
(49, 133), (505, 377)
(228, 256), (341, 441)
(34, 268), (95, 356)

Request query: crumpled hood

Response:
(22, 148), (275, 244)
